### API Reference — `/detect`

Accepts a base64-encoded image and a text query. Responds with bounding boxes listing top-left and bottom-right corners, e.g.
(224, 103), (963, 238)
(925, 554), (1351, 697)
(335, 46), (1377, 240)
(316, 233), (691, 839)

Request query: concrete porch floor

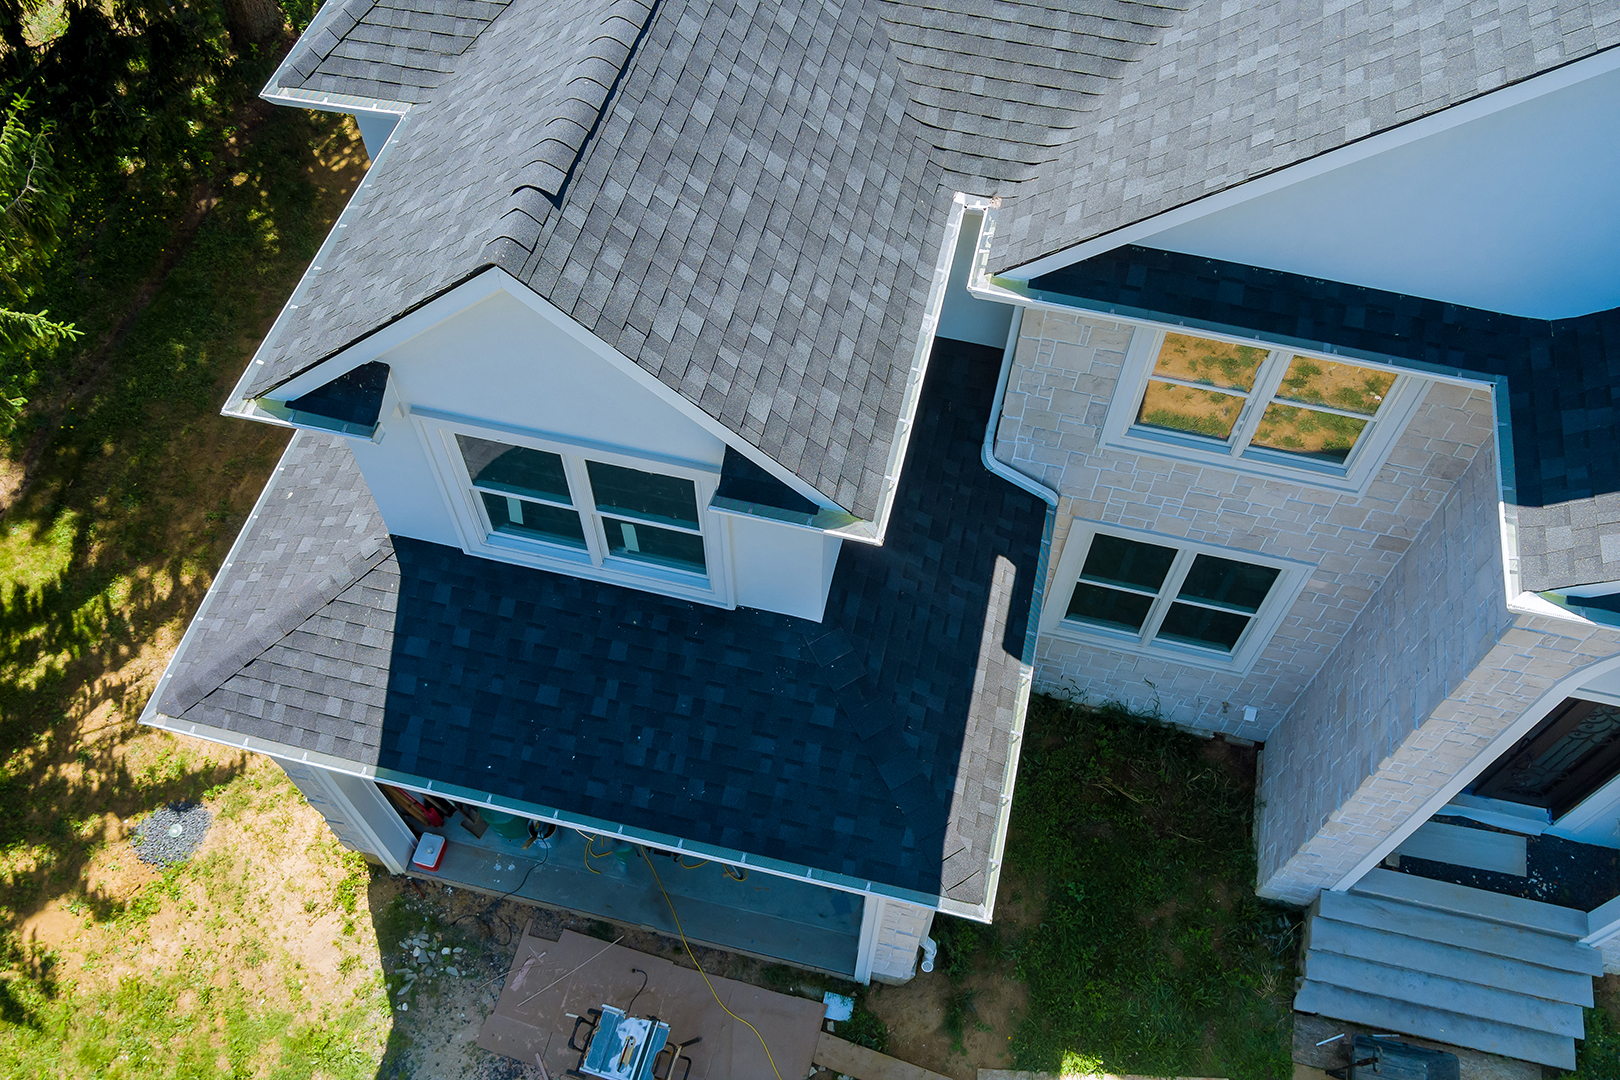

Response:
(407, 822), (864, 977)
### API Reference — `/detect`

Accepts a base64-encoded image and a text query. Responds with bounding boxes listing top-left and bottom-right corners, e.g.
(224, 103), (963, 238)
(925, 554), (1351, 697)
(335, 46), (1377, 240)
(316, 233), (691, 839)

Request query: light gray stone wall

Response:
(1001, 307), (1497, 741)
(1256, 438), (1510, 900)
(867, 896), (935, 984)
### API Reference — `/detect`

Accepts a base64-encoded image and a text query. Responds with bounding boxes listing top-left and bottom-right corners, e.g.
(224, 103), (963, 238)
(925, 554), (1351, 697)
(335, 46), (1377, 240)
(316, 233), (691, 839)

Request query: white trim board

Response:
(995, 45), (1620, 281)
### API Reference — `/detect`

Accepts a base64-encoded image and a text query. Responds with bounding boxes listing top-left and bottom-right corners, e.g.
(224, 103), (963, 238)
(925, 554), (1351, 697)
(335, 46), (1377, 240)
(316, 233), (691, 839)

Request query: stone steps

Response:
(1293, 870), (1601, 1070)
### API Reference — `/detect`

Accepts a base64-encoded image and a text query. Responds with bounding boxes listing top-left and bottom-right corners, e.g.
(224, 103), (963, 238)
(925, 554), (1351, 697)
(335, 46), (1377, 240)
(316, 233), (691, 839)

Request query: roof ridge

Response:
(160, 536), (394, 720)
(513, 0), (658, 200)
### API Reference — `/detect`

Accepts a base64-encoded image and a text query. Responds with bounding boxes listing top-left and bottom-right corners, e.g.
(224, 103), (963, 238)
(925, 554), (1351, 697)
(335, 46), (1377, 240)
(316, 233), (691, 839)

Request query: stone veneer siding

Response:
(1257, 441), (1620, 901)
(868, 897), (935, 983)
(999, 307), (1496, 741)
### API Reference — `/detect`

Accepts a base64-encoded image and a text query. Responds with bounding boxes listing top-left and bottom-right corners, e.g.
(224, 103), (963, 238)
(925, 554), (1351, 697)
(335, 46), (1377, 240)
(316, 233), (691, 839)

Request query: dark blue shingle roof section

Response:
(711, 446), (820, 524)
(153, 339), (1049, 905)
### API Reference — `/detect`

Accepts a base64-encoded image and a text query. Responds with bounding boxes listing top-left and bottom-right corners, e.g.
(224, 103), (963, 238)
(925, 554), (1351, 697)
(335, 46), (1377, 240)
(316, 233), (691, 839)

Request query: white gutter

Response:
(982, 303), (1056, 507)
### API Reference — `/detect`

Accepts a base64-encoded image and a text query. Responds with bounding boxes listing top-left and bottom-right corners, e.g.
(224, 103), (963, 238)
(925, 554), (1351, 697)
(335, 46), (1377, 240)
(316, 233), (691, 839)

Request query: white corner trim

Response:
(996, 45), (1620, 281)
(853, 896), (883, 985)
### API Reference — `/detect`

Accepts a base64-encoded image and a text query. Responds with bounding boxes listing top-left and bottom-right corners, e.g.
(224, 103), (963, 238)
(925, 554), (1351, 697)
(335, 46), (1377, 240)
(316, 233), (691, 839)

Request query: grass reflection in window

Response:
(1126, 332), (1404, 473)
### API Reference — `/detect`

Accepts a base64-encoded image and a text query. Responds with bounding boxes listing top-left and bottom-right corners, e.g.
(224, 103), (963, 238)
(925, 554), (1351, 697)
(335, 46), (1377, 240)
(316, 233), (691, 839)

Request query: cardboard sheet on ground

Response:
(477, 928), (826, 1078)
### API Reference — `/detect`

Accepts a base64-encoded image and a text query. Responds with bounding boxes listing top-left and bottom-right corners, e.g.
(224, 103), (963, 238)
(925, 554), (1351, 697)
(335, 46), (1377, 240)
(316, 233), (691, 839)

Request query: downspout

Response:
(982, 304), (1057, 506)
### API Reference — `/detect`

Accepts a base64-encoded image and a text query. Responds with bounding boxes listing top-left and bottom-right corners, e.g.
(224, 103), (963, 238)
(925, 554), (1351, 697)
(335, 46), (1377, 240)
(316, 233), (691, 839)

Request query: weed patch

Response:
(993, 696), (1297, 1079)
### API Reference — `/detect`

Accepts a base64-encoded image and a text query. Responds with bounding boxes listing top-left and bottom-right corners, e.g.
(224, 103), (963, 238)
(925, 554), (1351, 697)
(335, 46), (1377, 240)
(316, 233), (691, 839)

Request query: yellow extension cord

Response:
(639, 847), (785, 1080)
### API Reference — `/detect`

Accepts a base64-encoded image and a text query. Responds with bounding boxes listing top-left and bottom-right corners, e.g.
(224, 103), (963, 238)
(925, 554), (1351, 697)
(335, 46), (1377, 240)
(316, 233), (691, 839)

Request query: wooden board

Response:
(813, 1031), (953, 1079)
(476, 928), (826, 1079)
(1393, 821), (1528, 876)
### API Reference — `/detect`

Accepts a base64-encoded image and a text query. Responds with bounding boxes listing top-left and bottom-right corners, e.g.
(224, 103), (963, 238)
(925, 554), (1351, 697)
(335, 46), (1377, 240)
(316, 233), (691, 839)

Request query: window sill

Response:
(1041, 617), (1266, 675)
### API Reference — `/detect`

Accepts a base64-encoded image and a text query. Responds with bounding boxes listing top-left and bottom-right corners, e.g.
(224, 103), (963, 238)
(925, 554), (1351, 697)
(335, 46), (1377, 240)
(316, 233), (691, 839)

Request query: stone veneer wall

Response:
(1257, 433), (1620, 901)
(867, 896), (935, 983)
(1000, 307), (1497, 741)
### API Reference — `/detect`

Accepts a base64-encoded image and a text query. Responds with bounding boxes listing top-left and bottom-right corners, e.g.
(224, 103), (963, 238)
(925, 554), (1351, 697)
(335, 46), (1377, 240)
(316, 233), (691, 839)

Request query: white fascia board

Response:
(997, 45), (1620, 282)
(138, 707), (951, 910)
(261, 84), (412, 119)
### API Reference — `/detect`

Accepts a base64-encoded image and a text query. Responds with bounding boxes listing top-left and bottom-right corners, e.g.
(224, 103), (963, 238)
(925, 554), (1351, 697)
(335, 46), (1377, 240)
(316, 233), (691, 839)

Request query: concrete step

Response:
(1305, 915), (1593, 1006)
(1393, 821), (1527, 876)
(1300, 949), (1583, 1037)
(1349, 868), (1590, 940)
(1294, 981), (1576, 1070)
(1318, 890), (1603, 976)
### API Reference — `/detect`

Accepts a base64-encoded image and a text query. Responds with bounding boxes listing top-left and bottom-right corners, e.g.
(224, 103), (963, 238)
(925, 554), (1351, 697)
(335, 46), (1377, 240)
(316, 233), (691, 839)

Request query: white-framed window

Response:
(417, 413), (731, 606)
(1039, 522), (1312, 673)
(1100, 326), (1427, 491)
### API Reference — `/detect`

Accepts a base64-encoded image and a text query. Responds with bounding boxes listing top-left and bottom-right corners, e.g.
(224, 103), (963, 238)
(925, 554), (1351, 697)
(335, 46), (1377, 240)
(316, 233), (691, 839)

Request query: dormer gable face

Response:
(239, 275), (844, 621)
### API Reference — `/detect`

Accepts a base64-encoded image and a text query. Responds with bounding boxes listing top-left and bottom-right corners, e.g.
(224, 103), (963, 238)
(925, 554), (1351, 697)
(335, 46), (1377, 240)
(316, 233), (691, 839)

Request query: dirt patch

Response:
(867, 966), (1026, 1080)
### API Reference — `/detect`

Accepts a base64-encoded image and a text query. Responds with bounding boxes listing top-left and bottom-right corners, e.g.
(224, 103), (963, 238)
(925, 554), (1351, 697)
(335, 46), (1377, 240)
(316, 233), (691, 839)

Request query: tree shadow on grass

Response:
(0, 102), (369, 1027)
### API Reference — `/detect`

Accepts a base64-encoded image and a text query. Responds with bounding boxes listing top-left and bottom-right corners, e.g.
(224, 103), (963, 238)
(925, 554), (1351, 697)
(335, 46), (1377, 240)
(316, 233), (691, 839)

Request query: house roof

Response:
(272, 0), (513, 107)
(149, 339), (1050, 907)
(1025, 244), (1620, 591)
(989, 2), (1620, 274)
(244, 0), (1207, 519)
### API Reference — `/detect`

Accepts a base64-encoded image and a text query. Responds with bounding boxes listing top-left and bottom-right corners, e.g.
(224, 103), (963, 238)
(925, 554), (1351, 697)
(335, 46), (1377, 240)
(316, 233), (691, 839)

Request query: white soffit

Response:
(1008, 46), (1620, 321)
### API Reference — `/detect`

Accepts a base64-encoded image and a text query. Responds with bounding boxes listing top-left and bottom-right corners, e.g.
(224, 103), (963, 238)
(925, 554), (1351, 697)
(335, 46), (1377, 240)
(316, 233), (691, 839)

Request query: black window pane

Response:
(587, 461), (700, 527)
(1157, 603), (1251, 651)
(1177, 555), (1280, 613)
(603, 518), (707, 574)
(1065, 583), (1154, 632)
(459, 435), (571, 503)
(481, 492), (586, 548)
(1080, 534), (1177, 592)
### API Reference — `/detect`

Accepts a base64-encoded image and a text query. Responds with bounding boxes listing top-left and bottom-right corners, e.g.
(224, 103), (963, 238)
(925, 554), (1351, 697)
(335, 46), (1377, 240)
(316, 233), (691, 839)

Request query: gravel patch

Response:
(131, 800), (212, 867)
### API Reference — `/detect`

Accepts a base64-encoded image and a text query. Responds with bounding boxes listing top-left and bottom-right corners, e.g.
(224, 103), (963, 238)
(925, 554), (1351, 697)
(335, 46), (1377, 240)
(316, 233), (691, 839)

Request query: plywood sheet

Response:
(477, 928), (825, 1079)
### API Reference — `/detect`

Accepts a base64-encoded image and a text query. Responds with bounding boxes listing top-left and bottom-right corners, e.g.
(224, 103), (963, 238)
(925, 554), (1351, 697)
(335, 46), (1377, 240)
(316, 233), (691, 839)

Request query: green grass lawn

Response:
(932, 695), (1300, 1080)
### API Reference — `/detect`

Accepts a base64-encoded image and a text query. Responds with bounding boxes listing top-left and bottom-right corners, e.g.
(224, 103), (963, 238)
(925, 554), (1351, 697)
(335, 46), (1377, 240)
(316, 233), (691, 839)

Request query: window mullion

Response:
(561, 455), (606, 566)
(1230, 351), (1291, 457)
(1139, 549), (1195, 644)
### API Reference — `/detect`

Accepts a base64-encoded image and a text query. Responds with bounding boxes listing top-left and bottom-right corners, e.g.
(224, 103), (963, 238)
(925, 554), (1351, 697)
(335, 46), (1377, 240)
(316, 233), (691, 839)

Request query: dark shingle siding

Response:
(165, 340), (1046, 900)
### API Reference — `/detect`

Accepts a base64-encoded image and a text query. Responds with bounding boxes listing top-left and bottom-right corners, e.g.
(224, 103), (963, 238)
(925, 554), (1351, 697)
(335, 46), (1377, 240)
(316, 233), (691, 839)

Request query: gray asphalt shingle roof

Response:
(990, 1), (1620, 273)
(274, 0), (514, 106)
(253, 0), (1618, 515)
(247, 0), (1202, 518)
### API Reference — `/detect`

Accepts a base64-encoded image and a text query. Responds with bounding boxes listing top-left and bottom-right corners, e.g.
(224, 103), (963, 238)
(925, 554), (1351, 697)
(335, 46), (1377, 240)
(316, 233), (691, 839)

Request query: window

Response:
(421, 417), (728, 605)
(1042, 524), (1309, 671)
(460, 436), (708, 575)
(1103, 327), (1424, 489)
